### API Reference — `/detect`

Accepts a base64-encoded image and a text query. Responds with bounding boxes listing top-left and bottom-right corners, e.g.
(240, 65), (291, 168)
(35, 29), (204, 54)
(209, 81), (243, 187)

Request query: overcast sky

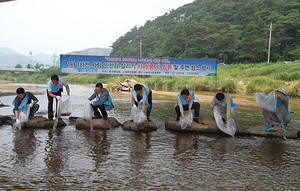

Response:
(0, 0), (193, 56)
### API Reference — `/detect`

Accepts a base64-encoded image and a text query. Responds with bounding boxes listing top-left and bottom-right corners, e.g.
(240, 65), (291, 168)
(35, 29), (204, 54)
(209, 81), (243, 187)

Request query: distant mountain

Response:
(32, 53), (53, 65)
(67, 47), (112, 56)
(55, 47), (112, 66)
(0, 53), (40, 68)
(0, 47), (20, 55)
(0, 47), (112, 68)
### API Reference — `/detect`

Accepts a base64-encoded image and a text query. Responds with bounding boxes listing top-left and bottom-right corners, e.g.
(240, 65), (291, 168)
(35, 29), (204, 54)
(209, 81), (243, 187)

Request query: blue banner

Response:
(60, 55), (217, 76)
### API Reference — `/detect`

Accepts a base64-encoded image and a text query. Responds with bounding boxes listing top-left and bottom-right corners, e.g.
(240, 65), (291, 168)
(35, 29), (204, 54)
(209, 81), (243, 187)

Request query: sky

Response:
(0, 0), (194, 56)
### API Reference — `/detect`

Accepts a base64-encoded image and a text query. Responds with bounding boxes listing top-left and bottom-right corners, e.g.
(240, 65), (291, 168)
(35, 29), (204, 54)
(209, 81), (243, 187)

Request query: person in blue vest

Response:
(13, 87), (39, 123)
(131, 84), (152, 121)
(210, 92), (236, 123)
(87, 83), (114, 120)
(263, 87), (291, 132)
(47, 75), (70, 120)
(175, 89), (201, 123)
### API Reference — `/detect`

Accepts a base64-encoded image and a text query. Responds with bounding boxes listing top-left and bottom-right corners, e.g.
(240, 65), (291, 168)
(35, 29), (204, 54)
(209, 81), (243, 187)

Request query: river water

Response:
(0, 83), (299, 190)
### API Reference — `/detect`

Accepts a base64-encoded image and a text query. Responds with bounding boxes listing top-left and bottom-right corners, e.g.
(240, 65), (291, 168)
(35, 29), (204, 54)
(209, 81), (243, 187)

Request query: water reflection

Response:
(83, 130), (108, 170)
(1, 83), (300, 190)
(129, 132), (151, 171)
(13, 129), (37, 166)
(44, 129), (68, 188)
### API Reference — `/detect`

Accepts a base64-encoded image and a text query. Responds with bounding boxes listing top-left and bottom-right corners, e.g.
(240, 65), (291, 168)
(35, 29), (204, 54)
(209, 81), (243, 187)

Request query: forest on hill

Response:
(110, 0), (300, 64)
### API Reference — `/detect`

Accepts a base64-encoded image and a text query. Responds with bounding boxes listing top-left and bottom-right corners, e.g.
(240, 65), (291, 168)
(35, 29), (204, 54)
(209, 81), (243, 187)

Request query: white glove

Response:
(91, 100), (95, 105)
(133, 104), (137, 108)
(29, 103), (33, 108)
(87, 100), (92, 104)
(16, 119), (20, 123)
(56, 96), (61, 100)
(66, 95), (70, 100)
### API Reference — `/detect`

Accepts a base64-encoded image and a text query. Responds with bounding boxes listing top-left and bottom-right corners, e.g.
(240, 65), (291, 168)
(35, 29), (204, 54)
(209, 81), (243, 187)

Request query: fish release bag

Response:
(255, 91), (277, 112)
(214, 108), (236, 136)
(179, 112), (193, 130)
(131, 106), (147, 124)
(13, 104), (31, 129)
(83, 102), (94, 121)
(61, 99), (73, 116)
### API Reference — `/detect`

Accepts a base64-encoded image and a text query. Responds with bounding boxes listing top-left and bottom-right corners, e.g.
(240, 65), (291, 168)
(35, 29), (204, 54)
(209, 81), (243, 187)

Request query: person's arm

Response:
(226, 97), (232, 122)
(131, 97), (135, 105)
(142, 100), (146, 113)
(210, 96), (216, 110)
(188, 93), (193, 109)
(177, 94), (184, 117)
(15, 109), (19, 119)
(48, 91), (58, 98)
(29, 92), (38, 105)
(65, 85), (70, 96)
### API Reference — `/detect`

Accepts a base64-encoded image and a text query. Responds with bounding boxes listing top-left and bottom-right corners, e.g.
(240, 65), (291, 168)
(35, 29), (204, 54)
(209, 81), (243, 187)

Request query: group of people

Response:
(13, 75), (292, 132)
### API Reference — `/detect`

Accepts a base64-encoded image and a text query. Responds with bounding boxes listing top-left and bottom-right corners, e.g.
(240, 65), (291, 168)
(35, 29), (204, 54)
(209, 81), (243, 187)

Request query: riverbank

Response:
(1, 60), (300, 97)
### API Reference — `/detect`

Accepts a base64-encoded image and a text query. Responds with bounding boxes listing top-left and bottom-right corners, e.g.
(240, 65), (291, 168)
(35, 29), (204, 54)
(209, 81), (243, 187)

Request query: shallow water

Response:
(0, 83), (300, 190)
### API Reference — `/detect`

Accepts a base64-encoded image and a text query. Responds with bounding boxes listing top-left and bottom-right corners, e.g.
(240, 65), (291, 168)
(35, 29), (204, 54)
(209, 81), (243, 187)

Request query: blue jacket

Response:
(88, 88), (114, 110)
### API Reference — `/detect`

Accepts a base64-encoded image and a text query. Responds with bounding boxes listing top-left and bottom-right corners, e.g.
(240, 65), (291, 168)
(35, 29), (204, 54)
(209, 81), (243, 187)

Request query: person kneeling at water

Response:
(175, 89), (201, 123)
(131, 84), (152, 121)
(263, 87), (291, 132)
(210, 92), (236, 123)
(87, 83), (114, 120)
(13, 87), (39, 123)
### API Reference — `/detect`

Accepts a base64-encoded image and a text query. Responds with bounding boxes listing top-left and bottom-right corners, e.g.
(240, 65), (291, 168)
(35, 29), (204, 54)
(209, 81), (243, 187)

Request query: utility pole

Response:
(29, 51), (32, 66)
(52, 53), (57, 66)
(140, 38), (142, 57)
(267, 21), (273, 63)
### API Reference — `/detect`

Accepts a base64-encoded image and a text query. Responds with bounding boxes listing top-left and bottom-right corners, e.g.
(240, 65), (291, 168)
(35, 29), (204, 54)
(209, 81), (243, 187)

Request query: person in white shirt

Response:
(47, 75), (70, 120)
(131, 84), (152, 121)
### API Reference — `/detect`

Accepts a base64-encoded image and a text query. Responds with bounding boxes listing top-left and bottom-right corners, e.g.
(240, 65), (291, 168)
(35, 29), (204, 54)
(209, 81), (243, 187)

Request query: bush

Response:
(221, 81), (236, 93)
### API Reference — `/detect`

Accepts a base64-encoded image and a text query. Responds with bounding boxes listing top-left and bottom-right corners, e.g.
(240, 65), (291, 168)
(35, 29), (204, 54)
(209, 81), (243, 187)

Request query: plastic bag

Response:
(56, 99), (62, 117)
(179, 112), (193, 130)
(13, 104), (30, 129)
(61, 99), (73, 116)
(53, 100), (62, 130)
(83, 102), (94, 121)
(214, 108), (236, 136)
(255, 91), (277, 112)
(131, 106), (147, 124)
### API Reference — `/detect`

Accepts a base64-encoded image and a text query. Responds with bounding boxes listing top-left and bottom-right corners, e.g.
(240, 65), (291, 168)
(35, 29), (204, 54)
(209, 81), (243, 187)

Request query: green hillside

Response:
(110, 0), (300, 64)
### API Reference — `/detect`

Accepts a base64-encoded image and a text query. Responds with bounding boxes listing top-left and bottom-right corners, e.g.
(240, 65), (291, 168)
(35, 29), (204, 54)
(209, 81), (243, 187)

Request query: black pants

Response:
(175, 102), (200, 120)
(134, 90), (152, 118)
(92, 104), (107, 119)
(47, 90), (61, 120)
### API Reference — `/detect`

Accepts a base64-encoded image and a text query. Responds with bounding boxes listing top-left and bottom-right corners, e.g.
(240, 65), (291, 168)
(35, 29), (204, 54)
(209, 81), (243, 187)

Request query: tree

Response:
(26, 63), (32, 69)
(110, 0), (300, 63)
(45, 66), (60, 77)
(15, 63), (22, 68)
(35, 63), (43, 70)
